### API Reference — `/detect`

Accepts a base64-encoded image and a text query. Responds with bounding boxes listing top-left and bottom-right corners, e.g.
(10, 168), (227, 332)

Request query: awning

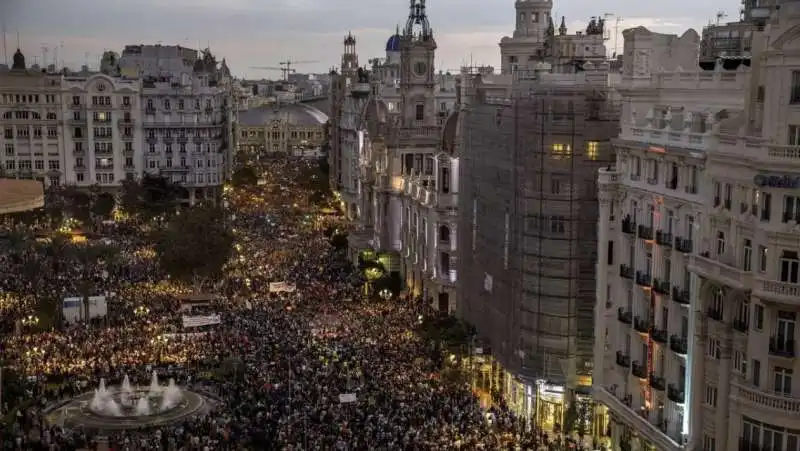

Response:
(0, 179), (44, 214)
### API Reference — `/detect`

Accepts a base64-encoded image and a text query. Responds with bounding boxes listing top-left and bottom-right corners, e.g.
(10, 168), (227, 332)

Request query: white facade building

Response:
(595, 4), (800, 450)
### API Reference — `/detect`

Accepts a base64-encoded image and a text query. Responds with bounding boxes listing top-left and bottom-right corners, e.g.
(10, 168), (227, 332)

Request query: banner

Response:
(161, 332), (209, 339)
(338, 393), (357, 403)
(269, 282), (296, 293)
(182, 314), (221, 328)
(62, 295), (107, 324)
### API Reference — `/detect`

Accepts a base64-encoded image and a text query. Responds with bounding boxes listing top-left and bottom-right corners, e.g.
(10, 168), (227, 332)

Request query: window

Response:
(707, 337), (721, 359)
(586, 141), (599, 160)
(776, 311), (796, 347)
(724, 183), (732, 210)
(753, 359), (761, 387)
(164, 99), (171, 110)
(791, 70), (800, 104)
(761, 192), (772, 221)
(774, 367), (793, 396)
(790, 125), (800, 145)
(4, 143), (14, 155)
(713, 181), (721, 206)
(759, 246), (768, 273)
(734, 350), (748, 375)
(780, 250), (800, 283)
(72, 96), (80, 105)
(123, 96), (130, 106)
(178, 99), (184, 110)
(704, 385), (718, 407)
(737, 301), (750, 328)
(743, 239), (752, 272)
(711, 288), (724, 314)
(76, 173), (84, 182)
(648, 159), (659, 183)
(784, 196), (800, 222)
(631, 157), (641, 179)
(550, 216), (566, 234)
(415, 103), (424, 121)
(551, 144), (572, 160)
(551, 178), (561, 194)
(702, 435), (716, 451)
(716, 231), (726, 256)
(755, 304), (764, 330)
(504, 212), (510, 269)
(607, 240), (614, 265)
(667, 162), (678, 189)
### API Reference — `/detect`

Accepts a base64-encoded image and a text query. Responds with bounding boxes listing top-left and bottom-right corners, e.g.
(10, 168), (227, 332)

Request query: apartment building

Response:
(594, 4), (800, 449)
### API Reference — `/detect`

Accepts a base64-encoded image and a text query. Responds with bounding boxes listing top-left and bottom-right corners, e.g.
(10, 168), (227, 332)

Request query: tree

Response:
(153, 205), (234, 289)
(92, 192), (116, 219)
(120, 175), (184, 220)
(231, 166), (258, 187)
(62, 186), (94, 225)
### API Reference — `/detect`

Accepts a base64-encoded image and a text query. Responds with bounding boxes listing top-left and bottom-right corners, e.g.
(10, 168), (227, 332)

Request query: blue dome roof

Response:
(386, 34), (401, 52)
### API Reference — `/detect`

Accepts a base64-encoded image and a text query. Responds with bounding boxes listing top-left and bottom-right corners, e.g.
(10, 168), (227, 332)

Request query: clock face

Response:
(413, 61), (427, 76)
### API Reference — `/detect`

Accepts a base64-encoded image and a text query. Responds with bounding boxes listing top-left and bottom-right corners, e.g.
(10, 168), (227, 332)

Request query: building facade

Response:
(593, 4), (800, 449)
(236, 103), (328, 158)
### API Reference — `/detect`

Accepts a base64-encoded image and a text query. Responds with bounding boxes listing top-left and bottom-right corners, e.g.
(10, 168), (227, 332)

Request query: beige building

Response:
(236, 103), (327, 156)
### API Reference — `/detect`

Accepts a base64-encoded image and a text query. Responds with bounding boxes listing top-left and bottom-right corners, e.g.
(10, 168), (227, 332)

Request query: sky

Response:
(3, 0), (729, 79)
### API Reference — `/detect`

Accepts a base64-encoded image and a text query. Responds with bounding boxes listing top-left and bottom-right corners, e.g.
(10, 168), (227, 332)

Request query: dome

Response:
(386, 34), (401, 52)
(237, 103), (328, 127)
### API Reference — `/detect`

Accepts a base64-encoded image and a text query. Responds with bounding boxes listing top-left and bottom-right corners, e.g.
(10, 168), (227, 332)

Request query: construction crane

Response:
(250, 59), (320, 80)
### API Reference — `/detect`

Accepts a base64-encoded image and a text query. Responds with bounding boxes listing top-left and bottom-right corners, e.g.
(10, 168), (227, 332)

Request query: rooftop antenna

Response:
(16, 29), (20, 49)
(716, 10), (728, 25)
(2, 24), (7, 66)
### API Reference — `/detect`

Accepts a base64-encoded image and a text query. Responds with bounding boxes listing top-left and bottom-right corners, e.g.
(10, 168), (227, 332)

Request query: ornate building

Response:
(235, 103), (327, 157)
(335, 0), (461, 311)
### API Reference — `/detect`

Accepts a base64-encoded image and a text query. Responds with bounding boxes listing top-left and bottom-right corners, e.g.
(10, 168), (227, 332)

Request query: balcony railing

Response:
(652, 278), (670, 295)
(622, 218), (636, 234)
(707, 308), (723, 322)
(638, 225), (654, 240)
(635, 271), (652, 287)
(145, 106), (156, 115)
(616, 351), (631, 368)
(733, 382), (800, 416)
(675, 237), (693, 253)
(632, 361), (647, 379)
(649, 374), (666, 391)
(769, 338), (796, 358)
(655, 230), (673, 247)
(672, 286), (690, 305)
(634, 316), (651, 334)
(117, 118), (134, 127)
(667, 384), (685, 404)
(619, 264), (634, 279)
(618, 308), (633, 325)
(670, 335), (688, 355)
(754, 277), (800, 306)
(651, 328), (668, 343)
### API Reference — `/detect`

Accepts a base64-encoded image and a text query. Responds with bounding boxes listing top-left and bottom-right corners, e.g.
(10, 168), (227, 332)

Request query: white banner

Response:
(161, 332), (209, 339)
(338, 393), (357, 404)
(269, 282), (296, 293)
(182, 314), (221, 328)
(62, 295), (107, 324)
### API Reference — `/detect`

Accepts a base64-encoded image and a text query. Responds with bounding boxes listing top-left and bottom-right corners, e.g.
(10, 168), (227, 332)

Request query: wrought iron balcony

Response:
(670, 335), (688, 355)
(667, 384), (685, 403)
(707, 308), (723, 322)
(652, 278), (670, 295)
(619, 264), (634, 279)
(649, 374), (666, 391)
(672, 286), (690, 305)
(615, 351), (631, 368)
(637, 224), (654, 240)
(675, 237), (693, 253)
(631, 361), (647, 379)
(650, 328), (668, 343)
(633, 316), (651, 334)
(655, 230), (673, 247)
(769, 337), (796, 358)
(617, 307), (632, 325)
(622, 217), (636, 234)
(732, 318), (748, 333)
(635, 271), (652, 287)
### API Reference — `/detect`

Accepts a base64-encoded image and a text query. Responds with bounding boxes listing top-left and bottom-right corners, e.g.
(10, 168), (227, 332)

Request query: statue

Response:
(357, 67), (370, 83)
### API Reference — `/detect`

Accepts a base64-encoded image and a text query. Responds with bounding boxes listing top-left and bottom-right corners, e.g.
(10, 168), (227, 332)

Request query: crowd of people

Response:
(0, 158), (569, 450)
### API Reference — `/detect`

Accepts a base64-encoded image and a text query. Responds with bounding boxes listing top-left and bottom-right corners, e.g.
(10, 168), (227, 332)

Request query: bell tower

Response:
(341, 32), (358, 80)
(399, 0), (437, 128)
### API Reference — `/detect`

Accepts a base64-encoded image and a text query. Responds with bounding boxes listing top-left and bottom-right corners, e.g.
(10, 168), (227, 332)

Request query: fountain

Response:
(88, 373), (184, 418)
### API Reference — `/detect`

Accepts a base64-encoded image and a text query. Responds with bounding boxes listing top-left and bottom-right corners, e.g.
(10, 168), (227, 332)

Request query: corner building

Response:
(595, 4), (800, 450)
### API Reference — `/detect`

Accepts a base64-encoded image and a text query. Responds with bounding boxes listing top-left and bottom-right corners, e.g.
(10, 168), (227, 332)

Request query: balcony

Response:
(618, 307), (632, 325)
(204, 106), (213, 114)
(163, 137), (175, 144)
(73, 148), (85, 156)
(632, 361), (648, 379)
(121, 134), (133, 141)
(769, 338), (796, 358)
(620, 264), (634, 279)
(674, 237), (692, 253)
(634, 316), (651, 334)
(672, 286), (690, 305)
(753, 277), (800, 306)
(635, 271), (652, 287)
(655, 231), (673, 247)
(649, 374), (666, 391)
(68, 103), (82, 110)
(690, 251), (752, 291)
(670, 335), (688, 355)
(638, 225), (654, 240)
(652, 278), (670, 295)
(615, 351), (631, 368)
(593, 388), (685, 451)
(69, 117), (86, 125)
(178, 135), (189, 144)
(145, 106), (156, 115)
(651, 328), (668, 343)
(732, 318), (748, 333)
(146, 137), (158, 144)
(667, 384), (685, 404)
(121, 102), (133, 110)
(733, 382), (800, 416)
(117, 118), (134, 127)
(622, 217), (636, 234)
(707, 308), (723, 322)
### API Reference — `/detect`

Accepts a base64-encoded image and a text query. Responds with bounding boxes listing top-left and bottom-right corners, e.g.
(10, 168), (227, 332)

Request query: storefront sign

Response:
(754, 174), (800, 188)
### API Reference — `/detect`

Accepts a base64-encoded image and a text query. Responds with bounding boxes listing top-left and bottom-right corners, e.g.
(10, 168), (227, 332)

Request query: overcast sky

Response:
(4, 0), (727, 79)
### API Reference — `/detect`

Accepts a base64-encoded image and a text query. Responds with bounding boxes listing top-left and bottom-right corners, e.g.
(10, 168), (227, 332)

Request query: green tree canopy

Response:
(153, 205), (234, 288)
(92, 192), (116, 219)
(231, 166), (258, 187)
(121, 175), (185, 220)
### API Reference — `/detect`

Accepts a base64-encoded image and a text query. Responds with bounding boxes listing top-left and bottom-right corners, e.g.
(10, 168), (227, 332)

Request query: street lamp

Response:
(21, 315), (39, 327)
(134, 305), (150, 316)
(379, 289), (392, 300)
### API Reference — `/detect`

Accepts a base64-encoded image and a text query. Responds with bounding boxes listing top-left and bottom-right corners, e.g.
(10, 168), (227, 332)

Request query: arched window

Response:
(439, 225), (450, 243)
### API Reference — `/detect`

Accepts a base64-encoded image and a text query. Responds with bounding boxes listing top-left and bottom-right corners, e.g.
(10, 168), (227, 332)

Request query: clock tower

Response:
(399, 0), (437, 128)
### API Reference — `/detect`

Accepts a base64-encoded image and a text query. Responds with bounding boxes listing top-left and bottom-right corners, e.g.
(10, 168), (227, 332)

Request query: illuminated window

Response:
(551, 143), (572, 160)
(586, 141), (599, 160)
